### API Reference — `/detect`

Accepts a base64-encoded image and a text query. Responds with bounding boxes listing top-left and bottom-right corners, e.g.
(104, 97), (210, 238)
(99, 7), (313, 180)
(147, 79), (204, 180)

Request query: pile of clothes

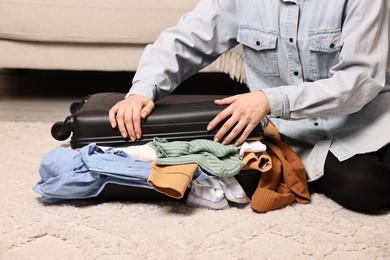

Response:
(34, 137), (311, 212)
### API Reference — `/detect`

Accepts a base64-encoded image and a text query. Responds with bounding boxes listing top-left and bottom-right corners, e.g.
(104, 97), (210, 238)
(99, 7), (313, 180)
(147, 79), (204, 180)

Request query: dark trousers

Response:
(311, 144), (390, 210)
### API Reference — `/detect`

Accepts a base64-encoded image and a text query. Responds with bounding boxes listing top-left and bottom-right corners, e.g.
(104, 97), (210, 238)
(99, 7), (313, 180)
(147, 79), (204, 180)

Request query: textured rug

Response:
(1, 122), (390, 259)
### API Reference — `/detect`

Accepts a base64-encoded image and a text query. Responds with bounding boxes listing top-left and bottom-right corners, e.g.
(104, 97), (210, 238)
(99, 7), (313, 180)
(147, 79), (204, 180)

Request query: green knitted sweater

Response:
(147, 138), (243, 177)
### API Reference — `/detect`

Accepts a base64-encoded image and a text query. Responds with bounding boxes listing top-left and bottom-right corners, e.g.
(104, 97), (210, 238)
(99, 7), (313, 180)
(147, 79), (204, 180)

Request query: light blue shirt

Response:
(34, 143), (152, 203)
(127, 0), (390, 181)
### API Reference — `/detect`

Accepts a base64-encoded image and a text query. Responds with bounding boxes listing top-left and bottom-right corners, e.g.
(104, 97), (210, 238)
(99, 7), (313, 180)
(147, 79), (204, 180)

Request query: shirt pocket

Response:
(237, 26), (279, 77)
(308, 28), (343, 80)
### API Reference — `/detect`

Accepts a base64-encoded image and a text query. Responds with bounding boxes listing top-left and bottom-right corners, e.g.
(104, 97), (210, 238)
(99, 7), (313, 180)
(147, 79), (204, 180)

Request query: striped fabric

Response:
(147, 138), (244, 177)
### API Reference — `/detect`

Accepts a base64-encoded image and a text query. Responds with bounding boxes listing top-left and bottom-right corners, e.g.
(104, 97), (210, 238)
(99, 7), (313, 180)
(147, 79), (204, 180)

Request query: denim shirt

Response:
(34, 144), (152, 203)
(128, 0), (390, 181)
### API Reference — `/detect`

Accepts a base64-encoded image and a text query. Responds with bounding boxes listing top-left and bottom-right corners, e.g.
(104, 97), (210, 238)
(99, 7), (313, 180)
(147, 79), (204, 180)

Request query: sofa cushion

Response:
(0, 0), (198, 44)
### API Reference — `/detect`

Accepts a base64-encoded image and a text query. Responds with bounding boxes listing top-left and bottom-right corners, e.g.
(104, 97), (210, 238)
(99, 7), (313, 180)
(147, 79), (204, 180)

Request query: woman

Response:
(109, 0), (390, 210)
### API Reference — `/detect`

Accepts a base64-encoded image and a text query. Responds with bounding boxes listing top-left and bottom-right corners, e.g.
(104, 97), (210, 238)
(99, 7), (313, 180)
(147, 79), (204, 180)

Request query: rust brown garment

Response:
(250, 137), (311, 213)
(241, 152), (272, 173)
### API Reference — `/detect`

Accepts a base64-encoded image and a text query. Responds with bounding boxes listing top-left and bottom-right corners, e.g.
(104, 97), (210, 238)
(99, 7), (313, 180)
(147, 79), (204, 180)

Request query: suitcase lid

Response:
(68, 92), (263, 148)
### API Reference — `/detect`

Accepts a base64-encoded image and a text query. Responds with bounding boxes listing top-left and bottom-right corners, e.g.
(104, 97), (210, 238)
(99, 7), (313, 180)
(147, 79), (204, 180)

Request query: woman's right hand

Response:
(108, 94), (155, 141)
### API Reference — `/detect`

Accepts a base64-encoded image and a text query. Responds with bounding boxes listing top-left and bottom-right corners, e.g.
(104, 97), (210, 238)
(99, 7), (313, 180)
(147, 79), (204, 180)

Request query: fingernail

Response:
(130, 136), (136, 142)
(222, 140), (227, 145)
(207, 125), (212, 131)
(214, 137), (219, 142)
(121, 132), (127, 138)
(110, 122), (115, 127)
(136, 133), (141, 139)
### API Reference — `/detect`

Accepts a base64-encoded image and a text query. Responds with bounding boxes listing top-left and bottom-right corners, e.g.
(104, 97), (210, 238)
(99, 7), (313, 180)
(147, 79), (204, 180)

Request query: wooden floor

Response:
(0, 69), (248, 122)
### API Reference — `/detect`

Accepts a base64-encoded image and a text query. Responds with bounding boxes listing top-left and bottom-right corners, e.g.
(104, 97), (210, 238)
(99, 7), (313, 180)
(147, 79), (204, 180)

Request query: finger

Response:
(132, 107), (142, 140)
(136, 101), (155, 139)
(233, 123), (257, 146)
(116, 106), (127, 138)
(220, 117), (247, 145)
(214, 115), (240, 143)
(108, 104), (118, 128)
(124, 108), (137, 141)
(207, 106), (234, 132)
(214, 95), (239, 105)
(141, 100), (155, 119)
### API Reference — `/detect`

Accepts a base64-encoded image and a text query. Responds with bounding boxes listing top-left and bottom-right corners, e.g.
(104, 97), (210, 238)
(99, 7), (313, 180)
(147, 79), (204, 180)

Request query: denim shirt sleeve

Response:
(264, 0), (388, 119)
(128, 0), (239, 101)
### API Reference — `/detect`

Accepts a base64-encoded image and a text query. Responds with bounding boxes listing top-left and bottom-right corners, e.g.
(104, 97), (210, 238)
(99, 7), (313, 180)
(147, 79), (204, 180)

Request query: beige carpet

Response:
(1, 121), (390, 259)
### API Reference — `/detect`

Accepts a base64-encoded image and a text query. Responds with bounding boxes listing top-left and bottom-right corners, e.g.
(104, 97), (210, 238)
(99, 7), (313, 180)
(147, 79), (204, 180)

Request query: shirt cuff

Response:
(261, 87), (291, 119)
(125, 80), (157, 100)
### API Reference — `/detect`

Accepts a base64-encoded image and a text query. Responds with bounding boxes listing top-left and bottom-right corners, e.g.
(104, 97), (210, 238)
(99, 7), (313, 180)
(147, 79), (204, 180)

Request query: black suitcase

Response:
(51, 92), (263, 200)
(51, 92), (263, 148)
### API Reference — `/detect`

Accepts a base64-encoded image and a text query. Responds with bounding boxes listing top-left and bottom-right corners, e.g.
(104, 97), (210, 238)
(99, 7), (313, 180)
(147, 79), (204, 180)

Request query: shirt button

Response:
(314, 122), (319, 126)
(256, 41), (261, 46)
(289, 38), (294, 43)
(294, 71), (299, 76)
(329, 43), (335, 48)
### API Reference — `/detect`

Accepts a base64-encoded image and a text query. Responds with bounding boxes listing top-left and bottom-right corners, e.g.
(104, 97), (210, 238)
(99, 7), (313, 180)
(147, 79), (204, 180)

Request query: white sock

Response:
(114, 144), (157, 161)
(239, 140), (267, 159)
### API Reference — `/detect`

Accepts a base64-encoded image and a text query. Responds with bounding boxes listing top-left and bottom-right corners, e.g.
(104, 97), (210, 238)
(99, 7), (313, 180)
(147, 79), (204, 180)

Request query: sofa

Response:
(0, 0), (235, 75)
(0, 0), (388, 77)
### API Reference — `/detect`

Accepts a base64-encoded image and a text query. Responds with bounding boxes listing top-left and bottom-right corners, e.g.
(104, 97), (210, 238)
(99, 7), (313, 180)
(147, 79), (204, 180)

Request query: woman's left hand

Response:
(207, 91), (270, 145)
